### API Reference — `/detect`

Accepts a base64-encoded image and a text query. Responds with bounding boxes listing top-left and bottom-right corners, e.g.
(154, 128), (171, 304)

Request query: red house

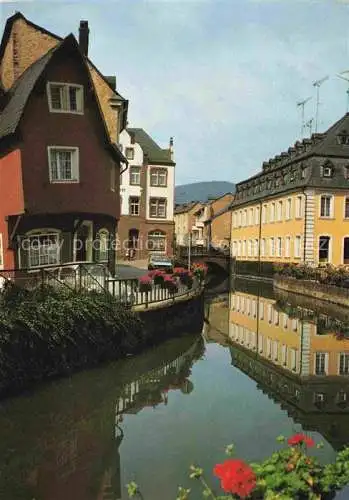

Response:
(0, 32), (126, 274)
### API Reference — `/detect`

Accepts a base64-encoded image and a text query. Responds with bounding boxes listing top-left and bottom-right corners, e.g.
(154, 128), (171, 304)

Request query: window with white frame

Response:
(248, 240), (252, 256)
(260, 238), (266, 257)
(274, 309), (279, 325)
(258, 334), (263, 353)
(267, 338), (272, 358)
(259, 302), (264, 320)
(320, 195), (333, 218)
(97, 229), (109, 262)
(255, 206), (260, 225)
(47, 82), (83, 113)
(130, 166), (141, 185)
(283, 313), (288, 329)
(249, 208), (253, 226)
(125, 147), (135, 160)
(295, 195), (303, 218)
(269, 237), (275, 257)
(277, 200), (283, 221)
(148, 230), (166, 252)
(254, 239), (259, 257)
(150, 198), (167, 218)
(150, 168), (167, 187)
(315, 352), (328, 375)
(294, 235), (301, 258)
(242, 210), (247, 226)
(48, 147), (79, 182)
(27, 232), (60, 268)
(252, 299), (257, 317)
(339, 353), (349, 375)
(268, 304), (272, 323)
(242, 240), (246, 257)
(237, 240), (241, 257)
(285, 236), (291, 258)
(232, 241), (237, 256)
(290, 348), (297, 372)
(129, 196), (140, 216)
(292, 318), (298, 331)
(238, 211), (242, 226)
(345, 197), (349, 219)
(276, 237), (282, 257)
(270, 203), (275, 222)
(286, 198), (292, 220)
(0, 233), (3, 270)
(282, 344), (287, 365)
(273, 340), (279, 361)
(262, 204), (267, 223)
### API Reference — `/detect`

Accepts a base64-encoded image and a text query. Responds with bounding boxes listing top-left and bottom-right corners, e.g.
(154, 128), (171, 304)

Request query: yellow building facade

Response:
(229, 290), (349, 378)
(231, 114), (349, 269)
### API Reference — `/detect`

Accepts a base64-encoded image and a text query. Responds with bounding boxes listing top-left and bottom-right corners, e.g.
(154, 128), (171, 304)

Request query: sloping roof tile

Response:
(0, 47), (56, 140)
(127, 127), (175, 165)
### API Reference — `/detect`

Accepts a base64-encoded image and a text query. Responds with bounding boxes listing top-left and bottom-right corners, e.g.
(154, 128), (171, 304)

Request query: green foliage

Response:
(274, 263), (349, 288)
(0, 283), (144, 396)
(127, 437), (349, 499)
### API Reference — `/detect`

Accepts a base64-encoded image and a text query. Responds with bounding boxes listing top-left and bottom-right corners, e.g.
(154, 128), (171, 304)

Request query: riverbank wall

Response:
(0, 284), (204, 399)
(274, 277), (349, 308)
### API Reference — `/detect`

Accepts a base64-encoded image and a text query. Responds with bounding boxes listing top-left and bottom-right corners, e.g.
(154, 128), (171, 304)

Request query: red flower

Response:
(213, 459), (256, 499)
(139, 275), (151, 284)
(287, 433), (315, 448)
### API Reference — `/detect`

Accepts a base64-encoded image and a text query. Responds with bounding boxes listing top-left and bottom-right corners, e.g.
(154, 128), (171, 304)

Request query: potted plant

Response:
(138, 275), (152, 293)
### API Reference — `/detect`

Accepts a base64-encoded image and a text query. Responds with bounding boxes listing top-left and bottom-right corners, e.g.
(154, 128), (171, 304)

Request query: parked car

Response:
(148, 254), (173, 273)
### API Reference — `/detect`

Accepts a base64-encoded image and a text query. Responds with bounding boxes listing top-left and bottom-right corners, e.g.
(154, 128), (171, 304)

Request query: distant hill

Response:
(175, 181), (235, 204)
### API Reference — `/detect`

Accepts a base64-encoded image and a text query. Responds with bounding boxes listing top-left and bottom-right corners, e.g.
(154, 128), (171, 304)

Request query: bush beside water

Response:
(0, 283), (144, 396)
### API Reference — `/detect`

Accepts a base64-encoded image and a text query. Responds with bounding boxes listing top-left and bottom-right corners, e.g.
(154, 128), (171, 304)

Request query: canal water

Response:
(1, 278), (349, 499)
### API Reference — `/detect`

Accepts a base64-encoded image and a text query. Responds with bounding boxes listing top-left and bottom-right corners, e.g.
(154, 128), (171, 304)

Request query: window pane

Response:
(50, 85), (62, 109)
(69, 87), (78, 111)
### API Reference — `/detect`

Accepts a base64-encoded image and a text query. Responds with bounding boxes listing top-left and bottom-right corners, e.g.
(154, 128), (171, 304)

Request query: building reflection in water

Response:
(7, 335), (205, 500)
(229, 279), (349, 451)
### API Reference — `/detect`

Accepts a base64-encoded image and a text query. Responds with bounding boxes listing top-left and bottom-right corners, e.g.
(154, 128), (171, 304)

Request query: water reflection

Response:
(0, 334), (205, 500)
(229, 279), (349, 451)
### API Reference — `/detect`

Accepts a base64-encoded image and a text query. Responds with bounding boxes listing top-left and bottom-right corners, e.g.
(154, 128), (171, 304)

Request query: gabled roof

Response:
(0, 11), (126, 101)
(0, 34), (126, 163)
(127, 127), (175, 165)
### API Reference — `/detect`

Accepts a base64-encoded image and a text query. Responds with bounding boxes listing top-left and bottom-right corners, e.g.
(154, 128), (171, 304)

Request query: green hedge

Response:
(0, 283), (144, 396)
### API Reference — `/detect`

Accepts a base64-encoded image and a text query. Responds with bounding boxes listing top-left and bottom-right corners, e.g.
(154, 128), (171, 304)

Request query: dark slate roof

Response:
(0, 47), (56, 140)
(174, 201), (200, 215)
(127, 127), (175, 165)
(232, 112), (349, 208)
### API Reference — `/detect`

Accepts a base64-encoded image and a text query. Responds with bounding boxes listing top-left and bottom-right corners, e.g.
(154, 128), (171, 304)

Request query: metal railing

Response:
(0, 262), (201, 308)
(106, 276), (199, 308)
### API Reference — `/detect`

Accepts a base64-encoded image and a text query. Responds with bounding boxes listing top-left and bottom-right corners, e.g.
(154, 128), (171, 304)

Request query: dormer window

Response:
(337, 130), (349, 145)
(47, 82), (84, 113)
(321, 161), (334, 178)
(125, 147), (135, 160)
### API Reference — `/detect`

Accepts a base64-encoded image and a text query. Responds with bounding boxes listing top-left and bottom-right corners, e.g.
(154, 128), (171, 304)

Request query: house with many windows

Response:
(0, 15), (127, 273)
(117, 128), (175, 259)
(230, 112), (349, 274)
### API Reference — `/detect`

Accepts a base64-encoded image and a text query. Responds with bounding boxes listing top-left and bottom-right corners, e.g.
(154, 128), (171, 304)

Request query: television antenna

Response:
(336, 71), (349, 113)
(297, 96), (312, 138)
(306, 118), (314, 136)
(313, 75), (329, 133)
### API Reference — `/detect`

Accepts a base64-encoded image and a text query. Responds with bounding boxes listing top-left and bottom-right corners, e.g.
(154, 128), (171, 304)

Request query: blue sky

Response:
(1, 0), (349, 185)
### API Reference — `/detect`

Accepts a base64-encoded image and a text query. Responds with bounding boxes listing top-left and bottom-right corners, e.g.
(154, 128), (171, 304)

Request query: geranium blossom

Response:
(213, 459), (256, 499)
(287, 433), (315, 448)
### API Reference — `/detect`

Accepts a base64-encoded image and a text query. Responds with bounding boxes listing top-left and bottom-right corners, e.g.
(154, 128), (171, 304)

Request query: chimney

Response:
(79, 21), (89, 56)
(169, 136), (174, 160)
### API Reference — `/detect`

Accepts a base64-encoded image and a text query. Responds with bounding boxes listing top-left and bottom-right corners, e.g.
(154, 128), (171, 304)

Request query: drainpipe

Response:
(258, 199), (262, 276)
(303, 188), (308, 265)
